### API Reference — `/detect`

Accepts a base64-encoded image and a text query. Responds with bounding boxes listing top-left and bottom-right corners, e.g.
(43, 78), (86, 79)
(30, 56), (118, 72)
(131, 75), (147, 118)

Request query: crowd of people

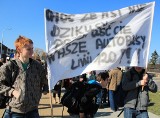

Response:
(52, 66), (158, 118)
(0, 35), (158, 118)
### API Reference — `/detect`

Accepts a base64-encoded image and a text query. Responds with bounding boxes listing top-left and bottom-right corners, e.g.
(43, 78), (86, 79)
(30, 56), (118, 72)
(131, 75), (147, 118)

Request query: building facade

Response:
(0, 43), (15, 60)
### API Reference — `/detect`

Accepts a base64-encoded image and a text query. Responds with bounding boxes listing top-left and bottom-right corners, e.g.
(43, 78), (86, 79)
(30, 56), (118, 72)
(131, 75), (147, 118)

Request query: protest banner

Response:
(44, 2), (155, 90)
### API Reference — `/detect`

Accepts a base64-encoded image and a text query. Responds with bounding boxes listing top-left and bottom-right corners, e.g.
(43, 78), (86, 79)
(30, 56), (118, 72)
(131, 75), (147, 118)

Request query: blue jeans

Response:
(124, 108), (149, 118)
(3, 109), (40, 118)
(101, 88), (107, 103)
(109, 90), (117, 111)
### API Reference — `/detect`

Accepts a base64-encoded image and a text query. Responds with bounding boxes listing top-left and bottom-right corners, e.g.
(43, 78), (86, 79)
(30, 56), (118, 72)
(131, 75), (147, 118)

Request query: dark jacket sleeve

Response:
(147, 74), (157, 93)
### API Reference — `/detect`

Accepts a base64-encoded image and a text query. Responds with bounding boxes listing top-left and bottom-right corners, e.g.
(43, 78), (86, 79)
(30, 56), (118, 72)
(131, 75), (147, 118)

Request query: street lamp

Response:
(0, 28), (12, 59)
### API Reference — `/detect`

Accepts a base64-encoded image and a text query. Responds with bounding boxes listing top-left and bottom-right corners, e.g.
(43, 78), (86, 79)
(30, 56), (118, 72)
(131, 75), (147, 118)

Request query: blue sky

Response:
(0, 0), (159, 59)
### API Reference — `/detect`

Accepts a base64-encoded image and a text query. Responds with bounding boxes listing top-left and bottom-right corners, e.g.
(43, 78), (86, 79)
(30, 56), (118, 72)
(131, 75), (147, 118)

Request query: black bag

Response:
(114, 71), (133, 108)
(80, 82), (102, 115)
(61, 81), (102, 116)
(61, 82), (86, 114)
(114, 81), (128, 107)
(0, 60), (18, 109)
(61, 89), (77, 109)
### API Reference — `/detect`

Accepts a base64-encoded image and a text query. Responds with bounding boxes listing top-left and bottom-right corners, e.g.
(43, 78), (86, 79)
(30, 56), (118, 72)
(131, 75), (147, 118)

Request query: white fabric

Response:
(44, 2), (155, 90)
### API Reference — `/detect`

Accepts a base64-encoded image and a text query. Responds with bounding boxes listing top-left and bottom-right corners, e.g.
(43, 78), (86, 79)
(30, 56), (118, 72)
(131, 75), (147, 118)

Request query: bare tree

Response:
(33, 48), (46, 60)
(41, 52), (47, 60)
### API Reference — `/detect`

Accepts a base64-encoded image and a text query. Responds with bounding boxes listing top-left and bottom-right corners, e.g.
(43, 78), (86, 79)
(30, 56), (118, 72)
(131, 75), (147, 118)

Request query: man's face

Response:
(20, 44), (33, 58)
(134, 67), (143, 73)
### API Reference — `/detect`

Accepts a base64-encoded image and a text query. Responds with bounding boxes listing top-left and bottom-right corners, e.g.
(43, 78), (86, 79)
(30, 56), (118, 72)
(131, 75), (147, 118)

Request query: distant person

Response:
(86, 71), (96, 81)
(14, 51), (20, 59)
(122, 67), (157, 118)
(53, 80), (62, 104)
(108, 67), (122, 111)
(79, 74), (87, 82)
(0, 35), (48, 118)
(63, 78), (73, 92)
(99, 72), (109, 107)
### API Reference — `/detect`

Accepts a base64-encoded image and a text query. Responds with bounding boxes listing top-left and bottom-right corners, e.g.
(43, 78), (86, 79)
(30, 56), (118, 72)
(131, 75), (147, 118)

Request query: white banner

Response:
(44, 2), (155, 90)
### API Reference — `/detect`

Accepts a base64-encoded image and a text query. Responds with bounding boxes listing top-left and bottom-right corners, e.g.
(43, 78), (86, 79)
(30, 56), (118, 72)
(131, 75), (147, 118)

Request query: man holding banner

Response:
(122, 67), (157, 118)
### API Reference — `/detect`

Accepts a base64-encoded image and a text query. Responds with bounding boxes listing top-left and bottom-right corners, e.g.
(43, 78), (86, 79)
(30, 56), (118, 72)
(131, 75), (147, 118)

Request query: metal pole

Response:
(0, 30), (4, 59)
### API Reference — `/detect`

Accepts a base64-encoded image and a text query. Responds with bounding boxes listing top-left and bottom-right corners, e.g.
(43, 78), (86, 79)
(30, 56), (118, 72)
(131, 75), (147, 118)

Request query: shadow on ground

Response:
(40, 115), (70, 118)
(39, 104), (63, 109)
(95, 111), (113, 117)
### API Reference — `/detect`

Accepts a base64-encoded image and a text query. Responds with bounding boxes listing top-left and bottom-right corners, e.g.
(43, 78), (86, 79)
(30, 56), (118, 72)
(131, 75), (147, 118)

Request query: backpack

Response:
(83, 80), (102, 104)
(80, 81), (102, 115)
(114, 71), (133, 108)
(61, 82), (85, 114)
(61, 81), (102, 115)
(0, 60), (18, 109)
(114, 70), (134, 117)
(114, 80), (127, 107)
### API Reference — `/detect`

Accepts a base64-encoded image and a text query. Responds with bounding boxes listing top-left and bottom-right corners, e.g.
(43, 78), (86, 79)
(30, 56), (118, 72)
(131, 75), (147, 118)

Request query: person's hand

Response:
(141, 74), (148, 86)
(12, 89), (20, 99)
(141, 74), (148, 91)
(141, 80), (147, 86)
(143, 74), (148, 83)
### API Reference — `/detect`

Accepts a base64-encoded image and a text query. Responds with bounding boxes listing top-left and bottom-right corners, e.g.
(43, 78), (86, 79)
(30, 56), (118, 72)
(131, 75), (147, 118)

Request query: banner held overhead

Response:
(44, 2), (155, 90)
